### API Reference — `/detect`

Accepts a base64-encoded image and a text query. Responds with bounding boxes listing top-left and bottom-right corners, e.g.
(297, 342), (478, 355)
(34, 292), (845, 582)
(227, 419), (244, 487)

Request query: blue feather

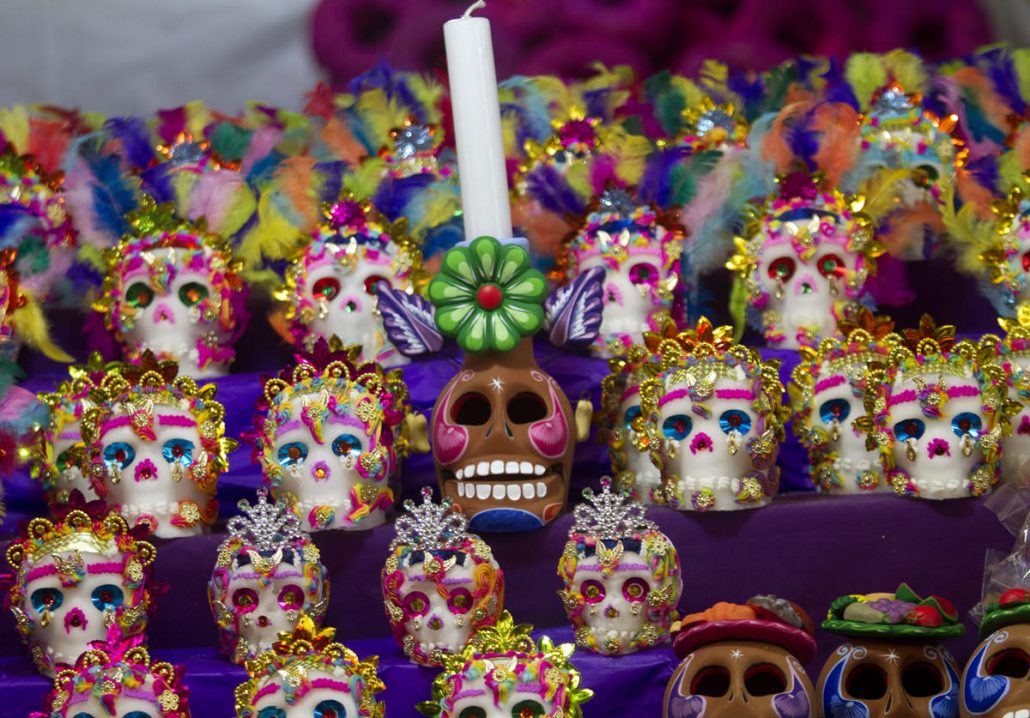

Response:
(983, 47), (1027, 115)
(787, 107), (820, 171)
(582, 87), (612, 122)
(526, 164), (584, 216)
(822, 59), (860, 109)
(423, 218), (464, 259)
(104, 116), (154, 170)
(372, 174), (435, 221)
(314, 160), (347, 204)
(139, 164), (174, 204)
(80, 139), (138, 238)
(0, 206), (36, 248)
(638, 147), (690, 208)
(727, 69), (766, 120)
(247, 149), (287, 188)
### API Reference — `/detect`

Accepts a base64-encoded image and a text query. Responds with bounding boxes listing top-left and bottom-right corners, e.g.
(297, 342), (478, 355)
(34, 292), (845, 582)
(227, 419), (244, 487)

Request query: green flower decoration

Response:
(428, 236), (547, 353)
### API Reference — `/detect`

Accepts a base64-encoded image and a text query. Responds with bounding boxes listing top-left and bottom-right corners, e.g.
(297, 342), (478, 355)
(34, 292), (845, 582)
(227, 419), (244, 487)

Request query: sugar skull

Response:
(209, 490), (329, 665)
(82, 352), (236, 538)
(94, 199), (247, 378)
(996, 307), (1030, 487)
(273, 195), (422, 367)
(234, 615), (385, 718)
(961, 588), (1030, 718)
(558, 187), (684, 356)
(726, 170), (883, 349)
(417, 610), (593, 718)
(636, 318), (787, 511)
(788, 308), (899, 493)
(817, 584), (964, 718)
(857, 316), (1016, 500)
(253, 339), (412, 532)
(382, 487), (504, 665)
(664, 596), (817, 718)
(31, 641), (190, 718)
(557, 479), (681, 656)
(5, 494), (156, 677)
(601, 345), (662, 502)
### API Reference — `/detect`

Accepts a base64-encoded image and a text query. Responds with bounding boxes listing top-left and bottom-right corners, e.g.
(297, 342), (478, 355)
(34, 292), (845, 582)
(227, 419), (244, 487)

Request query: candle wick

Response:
(462, 0), (486, 17)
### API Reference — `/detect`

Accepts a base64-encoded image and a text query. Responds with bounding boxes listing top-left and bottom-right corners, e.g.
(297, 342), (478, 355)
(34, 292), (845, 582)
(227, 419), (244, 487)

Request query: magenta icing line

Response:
(947, 385), (980, 398)
(620, 385), (641, 402)
(888, 389), (918, 407)
(328, 414), (367, 430)
(253, 683), (280, 702)
(657, 388), (689, 408)
(100, 416), (133, 434)
(814, 374), (847, 394)
(86, 562), (125, 575)
(714, 388), (754, 400)
(231, 568), (304, 581)
(275, 419), (303, 438)
(453, 688), (489, 701)
(577, 562), (649, 572)
(58, 430), (80, 441)
(158, 415), (196, 427)
(25, 564), (58, 582)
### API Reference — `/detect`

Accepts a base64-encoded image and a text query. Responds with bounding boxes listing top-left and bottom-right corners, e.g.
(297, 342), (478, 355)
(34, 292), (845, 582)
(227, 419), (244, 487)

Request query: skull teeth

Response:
(456, 481), (547, 501)
(1002, 711), (1030, 718)
(459, 462), (548, 478)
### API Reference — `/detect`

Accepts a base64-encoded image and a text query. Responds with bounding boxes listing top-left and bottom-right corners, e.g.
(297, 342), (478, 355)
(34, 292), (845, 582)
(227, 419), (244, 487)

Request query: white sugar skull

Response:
(638, 320), (785, 511)
(602, 348), (662, 502)
(5, 506), (155, 678)
(557, 481), (681, 656)
(996, 310), (1030, 487)
(83, 353), (234, 538)
(234, 616), (385, 718)
(256, 341), (411, 532)
(382, 488), (504, 666)
(209, 491), (330, 664)
(562, 188), (684, 356)
(728, 172), (878, 349)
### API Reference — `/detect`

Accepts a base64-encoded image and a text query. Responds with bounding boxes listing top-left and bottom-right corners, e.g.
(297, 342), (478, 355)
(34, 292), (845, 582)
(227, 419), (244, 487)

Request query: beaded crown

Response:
(568, 478), (656, 542)
(390, 486), (475, 554)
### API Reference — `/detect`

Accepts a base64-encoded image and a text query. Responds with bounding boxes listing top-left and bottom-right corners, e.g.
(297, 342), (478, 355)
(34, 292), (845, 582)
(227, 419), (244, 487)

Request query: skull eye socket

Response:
(743, 662), (787, 696)
(623, 405), (641, 429)
(451, 392), (491, 426)
(819, 398), (851, 424)
(232, 588), (259, 613)
(628, 262), (660, 286)
(580, 579), (606, 604)
(893, 418), (926, 442)
(691, 665), (731, 696)
(30, 587), (63, 613)
(124, 713), (156, 718)
(767, 256), (796, 282)
(364, 274), (390, 296)
(448, 587), (473, 614)
(845, 663), (887, 699)
(103, 442), (136, 470)
(507, 392), (548, 424)
(901, 661), (944, 697)
(986, 648), (1030, 678)
(404, 591), (430, 617)
(718, 410), (752, 435)
(277, 441), (309, 466)
(816, 253), (845, 279)
(914, 164), (940, 186)
(663, 414), (692, 440)
(510, 700), (546, 718)
(257, 709), (285, 718)
(277, 584), (304, 611)
(313, 699), (346, 718)
(162, 438), (194, 465)
(331, 433), (363, 457)
(91, 584), (124, 612)
(622, 577), (649, 602)
(458, 709), (486, 718)
(1023, 251), (1030, 273)
(951, 412), (982, 438)
(55, 448), (73, 473)
(125, 282), (154, 308)
(312, 276), (341, 301)
(177, 281), (209, 307)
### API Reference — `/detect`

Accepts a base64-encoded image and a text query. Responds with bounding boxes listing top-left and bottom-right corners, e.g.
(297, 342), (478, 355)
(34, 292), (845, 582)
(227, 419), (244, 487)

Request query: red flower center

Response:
(476, 283), (503, 310)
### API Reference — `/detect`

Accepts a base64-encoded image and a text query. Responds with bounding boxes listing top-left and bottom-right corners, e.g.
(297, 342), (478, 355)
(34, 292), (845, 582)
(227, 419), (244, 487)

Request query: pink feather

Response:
(589, 155), (619, 196)
(241, 126), (282, 175)
(62, 155), (107, 248)
(681, 150), (736, 240)
(186, 170), (246, 232)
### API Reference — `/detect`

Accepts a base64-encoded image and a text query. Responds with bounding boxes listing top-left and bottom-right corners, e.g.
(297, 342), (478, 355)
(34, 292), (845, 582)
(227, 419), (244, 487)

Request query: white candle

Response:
(444, 1), (513, 241)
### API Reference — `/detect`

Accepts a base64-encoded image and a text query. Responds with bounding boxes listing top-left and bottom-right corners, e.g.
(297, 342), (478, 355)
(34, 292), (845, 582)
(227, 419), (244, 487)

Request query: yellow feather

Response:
(855, 168), (911, 221)
(341, 159), (386, 202)
(406, 74), (445, 123)
(9, 294), (72, 362)
(238, 192), (305, 266)
(1014, 49), (1030, 106)
(845, 53), (888, 111)
(884, 50), (927, 95)
(939, 182), (996, 274)
(0, 106), (29, 153)
(218, 184), (257, 238)
(411, 187), (462, 238)
(355, 89), (409, 148)
(565, 161), (592, 201)
(183, 101), (212, 139)
(671, 76), (705, 112)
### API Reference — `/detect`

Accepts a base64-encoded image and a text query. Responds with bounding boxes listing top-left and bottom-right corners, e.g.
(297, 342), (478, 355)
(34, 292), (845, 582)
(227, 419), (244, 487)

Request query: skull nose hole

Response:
(987, 648), (1030, 678)
(744, 663), (787, 696)
(451, 393), (491, 425)
(901, 662), (943, 698)
(507, 392), (548, 424)
(845, 664), (888, 700)
(691, 666), (731, 697)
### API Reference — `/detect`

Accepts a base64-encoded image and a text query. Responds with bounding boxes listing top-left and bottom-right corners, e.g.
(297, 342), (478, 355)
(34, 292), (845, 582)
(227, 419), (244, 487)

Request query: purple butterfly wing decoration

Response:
(375, 284), (444, 357)
(544, 266), (605, 347)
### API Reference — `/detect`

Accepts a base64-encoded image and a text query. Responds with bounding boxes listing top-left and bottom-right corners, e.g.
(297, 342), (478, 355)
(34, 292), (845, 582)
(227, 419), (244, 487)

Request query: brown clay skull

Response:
(432, 338), (574, 532)
(961, 622), (1030, 718)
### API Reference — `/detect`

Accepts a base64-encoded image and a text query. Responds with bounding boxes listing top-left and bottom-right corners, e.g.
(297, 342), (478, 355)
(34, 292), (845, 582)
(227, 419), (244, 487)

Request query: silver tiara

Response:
(225, 489), (303, 551)
(570, 477), (656, 540)
(390, 486), (472, 551)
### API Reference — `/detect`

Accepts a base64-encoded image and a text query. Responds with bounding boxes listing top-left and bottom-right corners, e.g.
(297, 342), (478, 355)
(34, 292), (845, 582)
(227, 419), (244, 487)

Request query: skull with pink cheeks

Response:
(560, 188), (684, 356)
(81, 352), (236, 539)
(727, 171), (881, 349)
(636, 319), (787, 511)
(601, 345), (662, 502)
(382, 487), (504, 666)
(254, 339), (412, 532)
(997, 308), (1030, 487)
(5, 495), (156, 678)
(95, 200), (247, 378)
(275, 196), (422, 367)
(209, 490), (329, 665)
(557, 479), (681, 656)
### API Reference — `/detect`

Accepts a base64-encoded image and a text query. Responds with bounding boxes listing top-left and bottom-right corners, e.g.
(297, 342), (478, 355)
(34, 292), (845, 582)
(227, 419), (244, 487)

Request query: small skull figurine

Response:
(961, 587), (1030, 717)
(664, 595), (817, 718)
(382, 487), (504, 666)
(93, 198), (247, 378)
(817, 584), (964, 718)
(82, 352), (237, 538)
(601, 345), (662, 502)
(417, 610), (593, 718)
(234, 615), (385, 718)
(788, 308), (899, 493)
(254, 338), (413, 532)
(559, 187), (684, 356)
(996, 306), (1030, 487)
(726, 170), (882, 349)
(273, 195), (422, 367)
(857, 315), (1017, 500)
(209, 490), (330, 665)
(5, 493), (156, 677)
(31, 640), (190, 718)
(557, 478), (681, 656)
(636, 318), (788, 511)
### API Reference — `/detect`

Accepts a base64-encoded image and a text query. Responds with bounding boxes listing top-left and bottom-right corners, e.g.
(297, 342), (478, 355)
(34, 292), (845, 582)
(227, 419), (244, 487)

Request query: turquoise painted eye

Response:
(278, 442), (308, 466)
(819, 399), (851, 424)
(952, 412), (982, 438)
(719, 410), (752, 434)
(30, 587), (63, 613)
(623, 405), (642, 429)
(103, 442), (136, 469)
(314, 699), (346, 718)
(663, 414), (692, 440)
(162, 438), (194, 465)
(257, 708), (285, 718)
(331, 433), (362, 457)
(894, 418), (926, 441)
(91, 584), (124, 612)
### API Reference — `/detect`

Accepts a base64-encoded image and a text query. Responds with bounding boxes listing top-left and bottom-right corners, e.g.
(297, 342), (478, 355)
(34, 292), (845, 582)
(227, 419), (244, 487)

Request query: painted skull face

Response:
(563, 189), (683, 356)
(614, 381), (662, 503)
(995, 203), (1030, 311)
(665, 642), (814, 718)
(250, 678), (359, 718)
(997, 319), (1030, 487)
(962, 623), (1030, 718)
(819, 640), (961, 718)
